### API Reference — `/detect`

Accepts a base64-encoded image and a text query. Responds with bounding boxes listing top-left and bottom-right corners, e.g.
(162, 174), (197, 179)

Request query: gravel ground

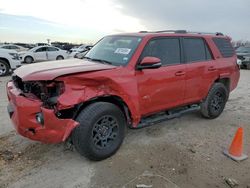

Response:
(0, 70), (250, 188)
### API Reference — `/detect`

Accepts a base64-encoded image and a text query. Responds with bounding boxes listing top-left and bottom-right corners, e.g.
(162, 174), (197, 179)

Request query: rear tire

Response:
(56, 56), (64, 60)
(72, 102), (126, 161)
(0, 60), (10, 76)
(200, 83), (228, 119)
(24, 56), (34, 63)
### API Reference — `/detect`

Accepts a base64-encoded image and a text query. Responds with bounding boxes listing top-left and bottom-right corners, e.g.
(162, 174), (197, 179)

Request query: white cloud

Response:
(0, 0), (146, 33)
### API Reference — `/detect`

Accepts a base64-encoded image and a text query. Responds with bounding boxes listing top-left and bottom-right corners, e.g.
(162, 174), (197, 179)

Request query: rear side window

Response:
(213, 38), (234, 58)
(183, 38), (212, 63)
(141, 38), (181, 66)
(47, 47), (59, 51)
(36, 47), (47, 52)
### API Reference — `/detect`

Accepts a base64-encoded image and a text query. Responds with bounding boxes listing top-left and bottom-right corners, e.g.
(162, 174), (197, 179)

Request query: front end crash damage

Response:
(7, 80), (79, 143)
(7, 71), (139, 143)
(55, 75), (140, 126)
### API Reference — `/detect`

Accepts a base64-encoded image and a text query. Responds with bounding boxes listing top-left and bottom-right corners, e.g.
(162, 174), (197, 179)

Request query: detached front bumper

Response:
(6, 81), (79, 144)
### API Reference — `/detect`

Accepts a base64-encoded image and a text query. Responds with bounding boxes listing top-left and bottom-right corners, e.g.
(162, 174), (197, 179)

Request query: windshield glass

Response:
(236, 46), (250, 53)
(85, 36), (142, 66)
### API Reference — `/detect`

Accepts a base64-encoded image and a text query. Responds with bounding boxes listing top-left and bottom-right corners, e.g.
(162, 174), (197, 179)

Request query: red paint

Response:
(7, 82), (79, 143)
(7, 32), (240, 143)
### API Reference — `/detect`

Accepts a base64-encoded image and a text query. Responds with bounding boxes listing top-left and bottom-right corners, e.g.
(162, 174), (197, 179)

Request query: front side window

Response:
(10, 46), (18, 49)
(141, 38), (181, 66)
(2, 46), (10, 49)
(85, 36), (142, 66)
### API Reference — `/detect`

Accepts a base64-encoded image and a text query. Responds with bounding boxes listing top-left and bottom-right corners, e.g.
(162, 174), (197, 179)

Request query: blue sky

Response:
(0, 0), (249, 44)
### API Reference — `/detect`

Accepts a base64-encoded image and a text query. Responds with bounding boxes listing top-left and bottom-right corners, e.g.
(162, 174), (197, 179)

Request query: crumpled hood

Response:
(14, 59), (116, 81)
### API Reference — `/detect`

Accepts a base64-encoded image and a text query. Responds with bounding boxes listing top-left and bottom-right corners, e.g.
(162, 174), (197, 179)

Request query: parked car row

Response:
(19, 46), (68, 63)
(0, 43), (91, 76)
(0, 44), (29, 52)
(236, 46), (250, 69)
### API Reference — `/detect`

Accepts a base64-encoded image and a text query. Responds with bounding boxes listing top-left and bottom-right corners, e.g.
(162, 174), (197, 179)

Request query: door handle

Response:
(208, 66), (217, 71)
(175, 71), (185, 76)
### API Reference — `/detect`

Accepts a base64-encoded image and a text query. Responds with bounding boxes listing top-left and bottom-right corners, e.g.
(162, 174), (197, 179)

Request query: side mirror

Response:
(137, 56), (161, 70)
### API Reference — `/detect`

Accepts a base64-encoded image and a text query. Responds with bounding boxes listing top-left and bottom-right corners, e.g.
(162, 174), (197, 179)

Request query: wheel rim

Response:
(92, 115), (119, 149)
(0, 62), (7, 75)
(211, 91), (225, 113)
(57, 56), (63, 60)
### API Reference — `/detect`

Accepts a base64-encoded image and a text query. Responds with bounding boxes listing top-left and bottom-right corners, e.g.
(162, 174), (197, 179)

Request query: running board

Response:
(136, 104), (200, 129)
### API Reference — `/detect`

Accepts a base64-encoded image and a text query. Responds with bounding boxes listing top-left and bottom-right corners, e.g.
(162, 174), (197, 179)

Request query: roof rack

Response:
(139, 30), (224, 36)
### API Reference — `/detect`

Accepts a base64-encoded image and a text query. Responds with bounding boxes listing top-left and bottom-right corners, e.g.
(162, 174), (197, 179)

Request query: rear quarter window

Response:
(213, 38), (234, 58)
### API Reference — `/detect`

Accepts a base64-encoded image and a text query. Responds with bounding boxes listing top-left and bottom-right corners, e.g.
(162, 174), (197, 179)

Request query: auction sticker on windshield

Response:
(114, 48), (131, 55)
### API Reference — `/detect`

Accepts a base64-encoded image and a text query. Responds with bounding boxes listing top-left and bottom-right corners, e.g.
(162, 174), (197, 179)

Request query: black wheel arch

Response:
(0, 58), (10, 68)
(57, 55), (64, 59)
(215, 77), (230, 92)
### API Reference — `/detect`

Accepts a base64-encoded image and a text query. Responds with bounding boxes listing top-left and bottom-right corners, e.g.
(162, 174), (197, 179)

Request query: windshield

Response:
(85, 36), (142, 66)
(236, 46), (250, 53)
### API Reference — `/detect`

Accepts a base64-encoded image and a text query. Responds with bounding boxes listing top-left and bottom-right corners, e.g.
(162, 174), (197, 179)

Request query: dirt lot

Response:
(0, 70), (250, 188)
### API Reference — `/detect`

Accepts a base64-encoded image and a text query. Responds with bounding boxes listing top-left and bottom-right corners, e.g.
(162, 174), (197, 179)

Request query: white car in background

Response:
(69, 45), (92, 58)
(19, 46), (69, 63)
(70, 44), (87, 52)
(0, 49), (21, 76)
(0, 44), (29, 52)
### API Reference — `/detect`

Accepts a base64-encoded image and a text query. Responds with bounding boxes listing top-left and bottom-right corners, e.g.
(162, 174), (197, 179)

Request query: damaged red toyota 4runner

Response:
(7, 30), (240, 160)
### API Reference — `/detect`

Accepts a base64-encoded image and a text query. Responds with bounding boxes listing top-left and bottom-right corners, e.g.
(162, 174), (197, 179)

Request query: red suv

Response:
(7, 30), (240, 160)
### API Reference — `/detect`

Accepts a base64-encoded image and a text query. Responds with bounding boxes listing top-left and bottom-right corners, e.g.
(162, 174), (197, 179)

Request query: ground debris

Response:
(136, 184), (153, 188)
(63, 141), (74, 151)
(188, 148), (196, 153)
(0, 150), (14, 161)
(224, 177), (239, 188)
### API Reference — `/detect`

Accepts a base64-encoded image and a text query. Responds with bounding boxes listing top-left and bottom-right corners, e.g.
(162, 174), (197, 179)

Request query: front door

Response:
(47, 47), (59, 60)
(136, 37), (186, 116)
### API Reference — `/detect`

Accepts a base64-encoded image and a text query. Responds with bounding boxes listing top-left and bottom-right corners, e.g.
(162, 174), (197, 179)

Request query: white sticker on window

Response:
(114, 48), (131, 55)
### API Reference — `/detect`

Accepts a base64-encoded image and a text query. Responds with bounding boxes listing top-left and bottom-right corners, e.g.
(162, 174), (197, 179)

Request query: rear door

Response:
(136, 37), (186, 116)
(183, 37), (218, 103)
(34, 47), (48, 61)
(47, 47), (60, 60)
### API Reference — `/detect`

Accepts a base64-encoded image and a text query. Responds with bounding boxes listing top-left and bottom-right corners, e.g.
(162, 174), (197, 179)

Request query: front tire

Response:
(0, 60), (10, 76)
(200, 83), (228, 119)
(72, 102), (126, 161)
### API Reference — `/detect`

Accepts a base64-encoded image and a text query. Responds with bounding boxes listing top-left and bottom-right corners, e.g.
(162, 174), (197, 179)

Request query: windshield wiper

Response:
(84, 57), (113, 65)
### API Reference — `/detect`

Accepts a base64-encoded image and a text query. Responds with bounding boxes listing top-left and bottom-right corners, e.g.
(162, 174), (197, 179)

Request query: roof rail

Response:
(139, 30), (224, 36)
